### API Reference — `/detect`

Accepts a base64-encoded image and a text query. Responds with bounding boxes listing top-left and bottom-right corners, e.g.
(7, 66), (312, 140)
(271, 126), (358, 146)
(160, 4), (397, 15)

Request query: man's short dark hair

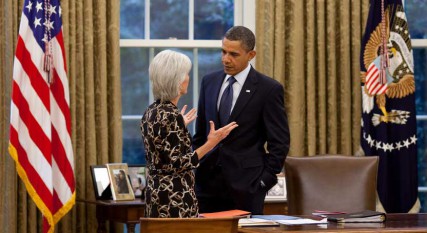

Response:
(224, 26), (255, 52)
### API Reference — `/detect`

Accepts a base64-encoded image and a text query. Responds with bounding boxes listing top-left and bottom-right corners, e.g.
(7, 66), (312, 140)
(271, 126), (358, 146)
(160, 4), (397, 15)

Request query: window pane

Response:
(417, 120), (427, 187)
(420, 191), (427, 214)
(406, 0), (427, 39)
(151, 0), (189, 39)
(414, 48), (427, 115)
(417, 120), (427, 213)
(120, 0), (145, 39)
(121, 48), (150, 115)
(193, 49), (223, 133)
(122, 119), (146, 165)
(198, 48), (223, 86)
(194, 0), (234, 39)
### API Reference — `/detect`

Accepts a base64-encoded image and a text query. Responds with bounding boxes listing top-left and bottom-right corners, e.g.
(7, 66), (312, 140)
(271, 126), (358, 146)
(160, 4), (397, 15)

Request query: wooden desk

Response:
(79, 198), (285, 233)
(238, 214), (427, 233)
(80, 198), (145, 233)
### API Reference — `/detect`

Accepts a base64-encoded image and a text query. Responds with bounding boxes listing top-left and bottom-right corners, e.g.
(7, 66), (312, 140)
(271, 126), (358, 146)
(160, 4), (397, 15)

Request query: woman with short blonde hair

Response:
(141, 50), (238, 218)
(149, 50), (192, 101)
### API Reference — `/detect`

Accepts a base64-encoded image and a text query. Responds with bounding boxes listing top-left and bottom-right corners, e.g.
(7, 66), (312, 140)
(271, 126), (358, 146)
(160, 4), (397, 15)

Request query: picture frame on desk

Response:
(106, 163), (135, 201)
(265, 176), (287, 201)
(127, 164), (146, 198)
(90, 165), (112, 200)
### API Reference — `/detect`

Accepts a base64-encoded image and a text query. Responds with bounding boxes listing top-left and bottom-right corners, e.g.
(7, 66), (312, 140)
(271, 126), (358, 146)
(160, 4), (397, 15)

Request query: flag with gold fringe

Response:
(360, 0), (418, 213)
(9, 0), (75, 232)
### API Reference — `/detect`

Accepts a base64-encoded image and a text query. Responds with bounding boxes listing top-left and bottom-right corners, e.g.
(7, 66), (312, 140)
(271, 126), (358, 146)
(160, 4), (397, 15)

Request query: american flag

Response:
(365, 58), (388, 95)
(8, 0), (75, 232)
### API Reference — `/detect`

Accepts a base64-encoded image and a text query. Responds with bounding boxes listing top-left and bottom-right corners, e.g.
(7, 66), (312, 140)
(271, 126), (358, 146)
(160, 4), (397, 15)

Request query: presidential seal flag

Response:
(8, 0), (75, 232)
(360, 0), (418, 213)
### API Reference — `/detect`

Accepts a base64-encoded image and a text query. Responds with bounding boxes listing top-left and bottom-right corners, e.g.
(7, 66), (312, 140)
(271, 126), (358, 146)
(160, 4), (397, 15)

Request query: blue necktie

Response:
(219, 76), (236, 127)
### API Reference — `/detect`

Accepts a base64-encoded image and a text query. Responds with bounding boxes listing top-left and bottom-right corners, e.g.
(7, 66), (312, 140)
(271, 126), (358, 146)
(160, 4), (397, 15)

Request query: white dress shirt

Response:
(217, 64), (252, 112)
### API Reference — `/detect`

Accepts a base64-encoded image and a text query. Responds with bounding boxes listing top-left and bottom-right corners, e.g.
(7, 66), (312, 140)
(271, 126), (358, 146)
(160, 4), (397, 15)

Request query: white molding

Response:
(242, 0), (256, 34)
(412, 39), (427, 48)
(234, 0), (255, 34)
(234, 0), (243, 26)
(417, 115), (427, 120)
(120, 39), (222, 48)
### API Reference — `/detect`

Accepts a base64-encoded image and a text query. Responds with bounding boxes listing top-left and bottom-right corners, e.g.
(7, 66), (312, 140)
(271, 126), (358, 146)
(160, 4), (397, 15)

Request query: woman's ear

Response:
(179, 83), (185, 95)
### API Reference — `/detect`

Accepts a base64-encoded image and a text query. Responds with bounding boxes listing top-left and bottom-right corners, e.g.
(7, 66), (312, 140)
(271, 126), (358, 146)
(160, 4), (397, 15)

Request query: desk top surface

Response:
(238, 214), (427, 233)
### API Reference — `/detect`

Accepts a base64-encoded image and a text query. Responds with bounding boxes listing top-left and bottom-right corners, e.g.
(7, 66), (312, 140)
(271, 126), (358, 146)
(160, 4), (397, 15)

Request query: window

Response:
(405, 0), (427, 213)
(119, 0), (255, 164)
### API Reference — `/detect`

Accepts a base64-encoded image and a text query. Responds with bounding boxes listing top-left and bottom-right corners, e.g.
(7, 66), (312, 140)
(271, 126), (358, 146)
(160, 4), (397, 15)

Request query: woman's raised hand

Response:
(180, 105), (197, 126)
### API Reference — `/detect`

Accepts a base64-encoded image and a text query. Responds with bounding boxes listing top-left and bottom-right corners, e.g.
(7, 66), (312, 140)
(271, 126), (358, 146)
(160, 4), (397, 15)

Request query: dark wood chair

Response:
(284, 155), (379, 215)
(140, 217), (239, 233)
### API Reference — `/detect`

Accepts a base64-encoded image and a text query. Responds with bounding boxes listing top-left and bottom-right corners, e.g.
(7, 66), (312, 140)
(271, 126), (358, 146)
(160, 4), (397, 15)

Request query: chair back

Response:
(284, 155), (379, 215)
(140, 217), (239, 233)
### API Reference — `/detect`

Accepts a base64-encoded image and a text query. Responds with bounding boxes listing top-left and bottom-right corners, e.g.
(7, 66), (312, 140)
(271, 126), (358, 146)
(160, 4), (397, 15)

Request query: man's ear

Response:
(248, 50), (256, 61)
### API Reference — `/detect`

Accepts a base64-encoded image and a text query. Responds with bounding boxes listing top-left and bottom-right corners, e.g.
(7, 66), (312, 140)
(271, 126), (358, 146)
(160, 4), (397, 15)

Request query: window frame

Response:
(120, 0), (255, 121)
(413, 39), (427, 193)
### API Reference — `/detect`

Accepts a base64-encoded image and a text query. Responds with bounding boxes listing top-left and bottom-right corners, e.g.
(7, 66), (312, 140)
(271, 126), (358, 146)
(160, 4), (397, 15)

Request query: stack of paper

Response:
(327, 210), (386, 223)
(276, 218), (328, 225)
(312, 210), (347, 218)
(238, 218), (279, 227)
(239, 215), (327, 227)
(251, 215), (300, 221)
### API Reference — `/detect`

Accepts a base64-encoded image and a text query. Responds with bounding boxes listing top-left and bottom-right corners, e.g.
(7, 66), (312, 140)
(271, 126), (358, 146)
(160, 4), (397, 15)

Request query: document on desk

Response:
(276, 218), (328, 225)
(251, 215), (300, 221)
(326, 210), (386, 223)
(239, 218), (280, 227)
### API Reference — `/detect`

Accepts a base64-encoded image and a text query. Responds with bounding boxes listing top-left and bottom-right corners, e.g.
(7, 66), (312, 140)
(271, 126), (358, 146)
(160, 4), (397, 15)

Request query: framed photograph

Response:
(127, 164), (146, 198)
(90, 165), (111, 200)
(265, 175), (287, 201)
(106, 163), (135, 201)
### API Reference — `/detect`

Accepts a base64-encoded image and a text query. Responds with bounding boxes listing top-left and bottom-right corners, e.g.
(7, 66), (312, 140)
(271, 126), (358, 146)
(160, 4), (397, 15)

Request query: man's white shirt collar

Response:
(223, 63), (251, 86)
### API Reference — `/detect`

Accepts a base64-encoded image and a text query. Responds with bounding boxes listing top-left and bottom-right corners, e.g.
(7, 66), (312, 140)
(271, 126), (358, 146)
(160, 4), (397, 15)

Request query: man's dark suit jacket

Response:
(193, 67), (290, 213)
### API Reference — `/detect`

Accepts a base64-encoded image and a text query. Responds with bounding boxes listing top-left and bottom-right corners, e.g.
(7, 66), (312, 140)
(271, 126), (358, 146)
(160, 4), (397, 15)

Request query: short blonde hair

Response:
(149, 50), (192, 102)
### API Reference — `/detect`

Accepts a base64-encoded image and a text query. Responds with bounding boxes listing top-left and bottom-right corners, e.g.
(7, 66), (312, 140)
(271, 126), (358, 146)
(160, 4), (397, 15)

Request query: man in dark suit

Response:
(193, 26), (290, 214)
